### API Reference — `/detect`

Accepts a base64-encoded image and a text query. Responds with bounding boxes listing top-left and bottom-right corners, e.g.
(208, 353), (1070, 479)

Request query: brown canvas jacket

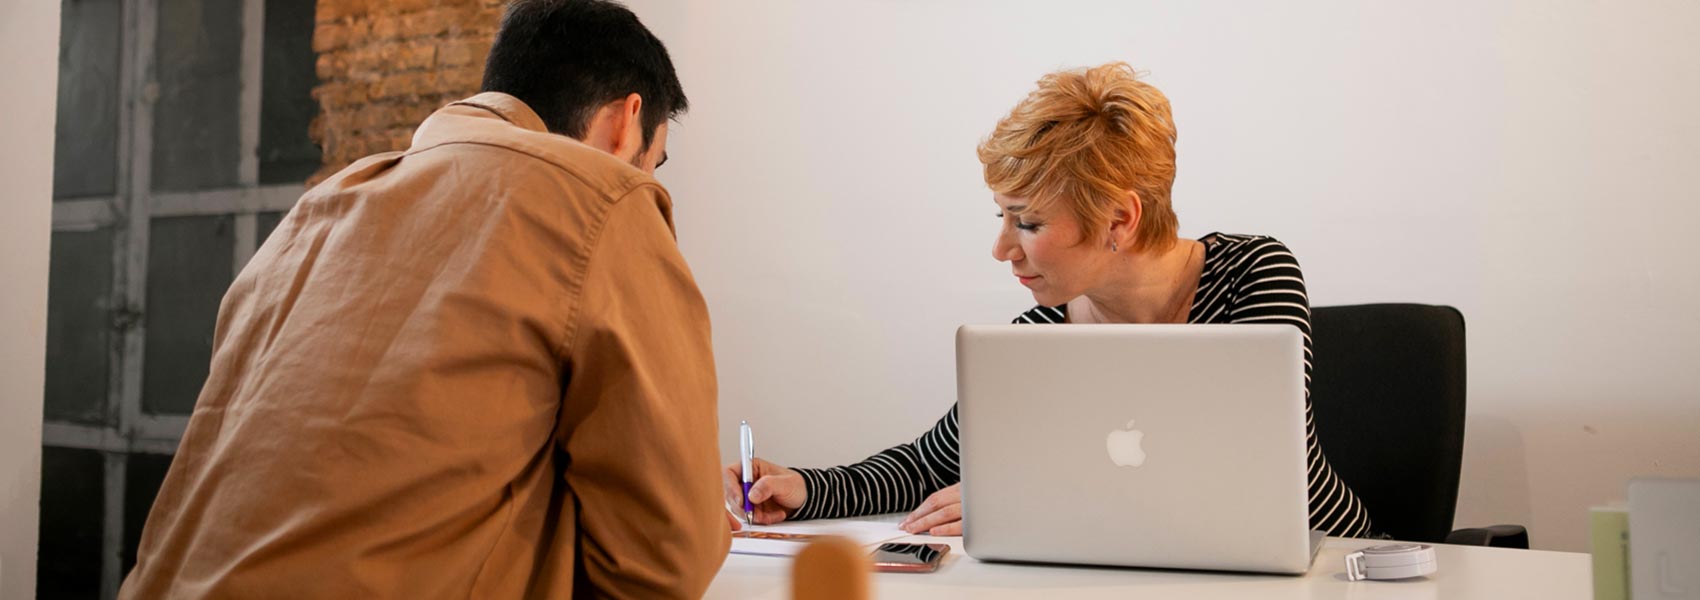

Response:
(119, 92), (729, 598)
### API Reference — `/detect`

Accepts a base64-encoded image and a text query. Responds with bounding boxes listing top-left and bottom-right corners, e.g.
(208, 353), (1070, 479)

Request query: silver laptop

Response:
(957, 324), (1322, 574)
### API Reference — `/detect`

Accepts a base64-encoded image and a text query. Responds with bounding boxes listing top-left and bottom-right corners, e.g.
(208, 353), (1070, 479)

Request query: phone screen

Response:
(870, 543), (949, 572)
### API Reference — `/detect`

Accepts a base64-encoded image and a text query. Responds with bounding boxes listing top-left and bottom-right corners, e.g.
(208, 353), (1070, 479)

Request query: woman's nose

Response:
(992, 229), (1020, 263)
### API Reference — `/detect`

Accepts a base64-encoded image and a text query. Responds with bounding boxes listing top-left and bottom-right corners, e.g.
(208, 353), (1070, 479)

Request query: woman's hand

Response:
(900, 483), (962, 536)
(722, 458), (807, 531)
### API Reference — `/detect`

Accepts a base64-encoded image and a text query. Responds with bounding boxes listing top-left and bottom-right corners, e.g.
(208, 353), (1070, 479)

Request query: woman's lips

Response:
(1017, 274), (1040, 285)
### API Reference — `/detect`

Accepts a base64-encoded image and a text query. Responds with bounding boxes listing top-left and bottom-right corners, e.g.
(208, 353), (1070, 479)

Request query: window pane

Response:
(46, 228), (115, 425)
(143, 215), (234, 415)
(37, 446), (105, 600)
(151, 0), (242, 192)
(54, 0), (122, 199)
(122, 453), (175, 575)
(259, 0), (321, 185)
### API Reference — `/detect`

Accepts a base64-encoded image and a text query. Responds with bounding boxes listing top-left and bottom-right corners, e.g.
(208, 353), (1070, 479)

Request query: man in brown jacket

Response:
(119, 1), (729, 597)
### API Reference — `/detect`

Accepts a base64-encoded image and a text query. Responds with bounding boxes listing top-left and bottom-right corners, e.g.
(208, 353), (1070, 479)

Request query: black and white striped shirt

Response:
(791, 233), (1375, 538)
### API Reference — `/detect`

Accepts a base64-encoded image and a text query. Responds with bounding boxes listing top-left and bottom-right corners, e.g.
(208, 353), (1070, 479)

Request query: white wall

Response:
(631, 0), (1700, 552)
(0, 0), (58, 596)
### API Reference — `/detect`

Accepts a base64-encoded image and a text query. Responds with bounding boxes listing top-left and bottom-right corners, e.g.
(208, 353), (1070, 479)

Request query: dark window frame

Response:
(42, 0), (319, 596)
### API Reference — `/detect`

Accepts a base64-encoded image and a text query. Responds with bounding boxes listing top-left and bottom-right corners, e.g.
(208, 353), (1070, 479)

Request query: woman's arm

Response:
(782, 307), (1049, 523)
(1229, 238), (1375, 538)
(789, 404), (961, 520)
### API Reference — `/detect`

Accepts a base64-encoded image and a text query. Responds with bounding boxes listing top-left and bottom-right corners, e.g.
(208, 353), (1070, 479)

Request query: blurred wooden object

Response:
(791, 535), (871, 600)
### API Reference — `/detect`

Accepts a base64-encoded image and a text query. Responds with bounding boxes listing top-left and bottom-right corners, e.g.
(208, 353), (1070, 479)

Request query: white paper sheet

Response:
(729, 519), (908, 557)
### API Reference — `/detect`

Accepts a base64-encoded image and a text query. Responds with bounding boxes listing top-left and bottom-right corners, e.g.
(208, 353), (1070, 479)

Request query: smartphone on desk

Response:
(870, 543), (951, 573)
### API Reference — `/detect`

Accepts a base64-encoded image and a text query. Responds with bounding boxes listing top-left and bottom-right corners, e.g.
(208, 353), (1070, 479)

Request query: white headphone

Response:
(1344, 543), (1438, 581)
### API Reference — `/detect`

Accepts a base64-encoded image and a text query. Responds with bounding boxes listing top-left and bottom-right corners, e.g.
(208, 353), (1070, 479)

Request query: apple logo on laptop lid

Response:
(1107, 420), (1147, 467)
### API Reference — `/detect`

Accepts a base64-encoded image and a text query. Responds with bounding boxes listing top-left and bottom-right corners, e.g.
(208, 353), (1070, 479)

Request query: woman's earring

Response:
(1111, 240), (1119, 253)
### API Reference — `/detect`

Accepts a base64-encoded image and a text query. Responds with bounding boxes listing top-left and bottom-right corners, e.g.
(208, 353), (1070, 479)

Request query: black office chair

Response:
(1308, 303), (1528, 548)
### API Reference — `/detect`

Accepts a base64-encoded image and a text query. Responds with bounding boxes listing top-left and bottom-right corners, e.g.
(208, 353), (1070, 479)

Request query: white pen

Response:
(739, 420), (755, 526)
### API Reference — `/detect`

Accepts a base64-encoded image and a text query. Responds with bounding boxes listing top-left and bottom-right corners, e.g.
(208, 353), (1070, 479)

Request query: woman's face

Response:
(991, 193), (1108, 307)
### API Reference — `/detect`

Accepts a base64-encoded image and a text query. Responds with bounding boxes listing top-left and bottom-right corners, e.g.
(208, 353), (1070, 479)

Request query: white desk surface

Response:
(705, 515), (1590, 599)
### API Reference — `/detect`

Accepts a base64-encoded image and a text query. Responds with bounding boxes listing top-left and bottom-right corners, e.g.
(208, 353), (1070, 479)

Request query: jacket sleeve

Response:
(558, 184), (730, 598)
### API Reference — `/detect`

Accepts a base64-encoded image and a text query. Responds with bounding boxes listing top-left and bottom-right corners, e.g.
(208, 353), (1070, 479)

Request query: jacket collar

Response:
(447, 92), (550, 133)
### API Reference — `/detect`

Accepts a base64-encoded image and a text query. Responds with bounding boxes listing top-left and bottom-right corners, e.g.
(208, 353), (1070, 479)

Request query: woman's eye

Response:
(996, 211), (1039, 231)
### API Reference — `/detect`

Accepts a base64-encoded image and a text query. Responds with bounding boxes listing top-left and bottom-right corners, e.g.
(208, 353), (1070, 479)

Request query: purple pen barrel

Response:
(742, 481), (754, 512)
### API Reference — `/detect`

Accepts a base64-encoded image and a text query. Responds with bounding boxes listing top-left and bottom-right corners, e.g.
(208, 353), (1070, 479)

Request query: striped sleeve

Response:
(790, 404), (961, 520)
(789, 307), (1057, 519)
(1226, 238), (1374, 538)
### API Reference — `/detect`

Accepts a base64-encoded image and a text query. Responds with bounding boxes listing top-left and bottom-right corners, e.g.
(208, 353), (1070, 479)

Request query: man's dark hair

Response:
(481, 0), (687, 150)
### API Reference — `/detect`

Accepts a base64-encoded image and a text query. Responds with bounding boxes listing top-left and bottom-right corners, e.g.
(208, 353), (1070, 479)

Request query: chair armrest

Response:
(1445, 524), (1529, 549)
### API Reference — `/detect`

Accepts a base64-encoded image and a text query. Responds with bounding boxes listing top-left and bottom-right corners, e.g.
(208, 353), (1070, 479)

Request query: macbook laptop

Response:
(956, 324), (1323, 574)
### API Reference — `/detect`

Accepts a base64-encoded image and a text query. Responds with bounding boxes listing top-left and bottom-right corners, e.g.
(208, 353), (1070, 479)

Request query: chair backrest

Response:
(1308, 304), (1467, 543)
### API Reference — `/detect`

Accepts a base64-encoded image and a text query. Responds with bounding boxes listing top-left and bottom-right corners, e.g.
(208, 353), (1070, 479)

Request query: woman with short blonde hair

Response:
(727, 63), (1375, 539)
(980, 62), (1178, 254)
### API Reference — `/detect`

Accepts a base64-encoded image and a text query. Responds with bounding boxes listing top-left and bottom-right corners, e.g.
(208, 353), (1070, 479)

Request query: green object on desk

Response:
(1591, 505), (1630, 600)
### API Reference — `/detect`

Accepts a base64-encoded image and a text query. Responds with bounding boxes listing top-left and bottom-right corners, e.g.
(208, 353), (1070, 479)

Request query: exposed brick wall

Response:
(311, 0), (506, 183)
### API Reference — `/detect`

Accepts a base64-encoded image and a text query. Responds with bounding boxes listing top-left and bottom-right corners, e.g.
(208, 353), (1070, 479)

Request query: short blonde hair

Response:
(978, 62), (1179, 252)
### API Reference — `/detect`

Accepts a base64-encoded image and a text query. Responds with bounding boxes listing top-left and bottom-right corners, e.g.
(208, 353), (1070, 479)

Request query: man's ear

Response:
(1109, 190), (1143, 250)
(609, 93), (645, 159)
